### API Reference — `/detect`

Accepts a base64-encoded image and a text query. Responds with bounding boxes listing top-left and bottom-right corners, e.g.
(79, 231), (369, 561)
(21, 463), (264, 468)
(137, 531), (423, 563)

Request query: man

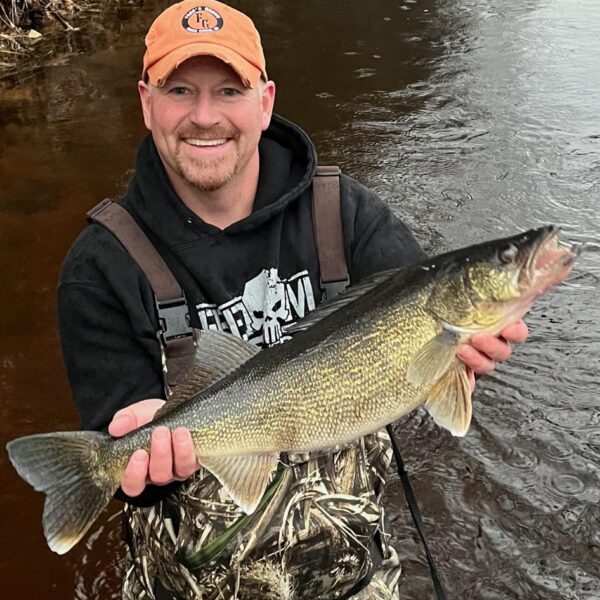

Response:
(58, 1), (528, 598)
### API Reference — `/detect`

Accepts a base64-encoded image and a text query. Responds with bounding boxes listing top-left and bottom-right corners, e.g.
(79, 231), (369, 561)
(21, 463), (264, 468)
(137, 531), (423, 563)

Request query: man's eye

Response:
(169, 87), (189, 95)
(222, 87), (240, 97)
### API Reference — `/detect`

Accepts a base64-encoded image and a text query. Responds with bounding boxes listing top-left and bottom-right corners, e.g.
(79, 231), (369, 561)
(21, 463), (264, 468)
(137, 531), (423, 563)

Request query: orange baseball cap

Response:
(142, 0), (267, 89)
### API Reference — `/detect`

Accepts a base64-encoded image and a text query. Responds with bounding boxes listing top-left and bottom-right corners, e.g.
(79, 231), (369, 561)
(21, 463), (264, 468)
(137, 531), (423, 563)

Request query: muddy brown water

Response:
(1, 0), (599, 598)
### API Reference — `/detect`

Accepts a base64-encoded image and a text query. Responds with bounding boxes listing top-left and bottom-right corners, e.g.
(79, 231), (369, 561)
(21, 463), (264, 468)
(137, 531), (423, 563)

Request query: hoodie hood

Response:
(125, 113), (316, 244)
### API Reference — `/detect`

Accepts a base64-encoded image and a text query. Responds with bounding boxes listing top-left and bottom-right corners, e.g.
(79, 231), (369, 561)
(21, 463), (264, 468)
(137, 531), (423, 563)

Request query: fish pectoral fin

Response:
(201, 453), (280, 514)
(406, 328), (459, 387)
(424, 363), (472, 437)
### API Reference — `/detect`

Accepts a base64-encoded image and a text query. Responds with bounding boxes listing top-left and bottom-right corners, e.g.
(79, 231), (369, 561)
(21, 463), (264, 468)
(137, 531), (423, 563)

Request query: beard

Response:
(175, 152), (242, 192)
(174, 126), (243, 193)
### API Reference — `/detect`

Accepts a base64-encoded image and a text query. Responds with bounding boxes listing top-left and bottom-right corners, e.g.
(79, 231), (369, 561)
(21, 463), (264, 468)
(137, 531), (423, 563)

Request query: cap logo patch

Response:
(182, 6), (224, 33)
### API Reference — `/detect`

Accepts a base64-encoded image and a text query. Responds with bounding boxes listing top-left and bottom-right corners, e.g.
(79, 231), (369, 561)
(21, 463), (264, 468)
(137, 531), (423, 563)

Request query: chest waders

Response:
(87, 168), (446, 599)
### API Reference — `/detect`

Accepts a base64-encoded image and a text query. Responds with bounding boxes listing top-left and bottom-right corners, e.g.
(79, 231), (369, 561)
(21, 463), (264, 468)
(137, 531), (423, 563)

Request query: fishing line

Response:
(386, 424), (448, 600)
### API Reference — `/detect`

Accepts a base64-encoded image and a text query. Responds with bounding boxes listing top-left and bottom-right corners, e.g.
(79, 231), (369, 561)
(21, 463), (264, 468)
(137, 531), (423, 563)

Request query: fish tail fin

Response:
(6, 430), (116, 554)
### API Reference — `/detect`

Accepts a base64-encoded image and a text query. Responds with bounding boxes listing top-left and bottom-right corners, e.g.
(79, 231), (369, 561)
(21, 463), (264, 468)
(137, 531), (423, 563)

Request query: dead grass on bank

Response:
(0, 0), (121, 74)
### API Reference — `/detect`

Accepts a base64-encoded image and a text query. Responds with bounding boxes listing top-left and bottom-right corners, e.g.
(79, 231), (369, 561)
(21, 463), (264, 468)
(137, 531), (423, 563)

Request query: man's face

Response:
(138, 56), (275, 193)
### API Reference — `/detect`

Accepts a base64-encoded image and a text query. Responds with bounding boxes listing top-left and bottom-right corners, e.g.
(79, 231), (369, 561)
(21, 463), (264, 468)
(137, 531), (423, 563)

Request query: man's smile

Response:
(184, 138), (229, 147)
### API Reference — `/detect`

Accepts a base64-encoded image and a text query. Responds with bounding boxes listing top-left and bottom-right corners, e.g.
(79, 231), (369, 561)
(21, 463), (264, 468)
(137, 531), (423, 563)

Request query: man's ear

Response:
(138, 80), (153, 131)
(261, 80), (276, 131)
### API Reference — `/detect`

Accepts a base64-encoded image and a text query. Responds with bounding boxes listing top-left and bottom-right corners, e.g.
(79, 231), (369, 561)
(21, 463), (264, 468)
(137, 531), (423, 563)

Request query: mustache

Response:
(178, 126), (237, 140)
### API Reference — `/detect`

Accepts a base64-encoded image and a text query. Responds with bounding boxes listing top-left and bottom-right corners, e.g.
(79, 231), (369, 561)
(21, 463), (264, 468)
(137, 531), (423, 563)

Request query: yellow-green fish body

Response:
(7, 225), (581, 554)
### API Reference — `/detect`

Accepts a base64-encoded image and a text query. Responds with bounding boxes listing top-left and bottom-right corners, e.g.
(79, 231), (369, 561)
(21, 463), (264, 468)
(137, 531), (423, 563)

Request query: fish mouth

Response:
(521, 227), (583, 294)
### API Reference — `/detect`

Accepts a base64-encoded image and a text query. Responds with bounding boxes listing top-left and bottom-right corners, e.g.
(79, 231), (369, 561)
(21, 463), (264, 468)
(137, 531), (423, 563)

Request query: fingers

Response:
(172, 428), (199, 479)
(148, 426), (175, 485)
(110, 398), (196, 495)
(468, 333), (513, 362)
(458, 320), (529, 376)
(500, 319), (529, 344)
(121, 450), (150, 496)
(457, 343), (496, 374)
(148, 427), (198, 483)
(121, 427), (198, 494)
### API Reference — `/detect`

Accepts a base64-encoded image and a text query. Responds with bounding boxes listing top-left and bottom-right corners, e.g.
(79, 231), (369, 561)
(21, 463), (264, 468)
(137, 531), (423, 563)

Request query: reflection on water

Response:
(1, 0), (599, 597)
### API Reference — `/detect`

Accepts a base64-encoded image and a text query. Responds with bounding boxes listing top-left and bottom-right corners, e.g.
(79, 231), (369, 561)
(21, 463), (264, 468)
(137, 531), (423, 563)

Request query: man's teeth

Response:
(186, 139), (227, 147)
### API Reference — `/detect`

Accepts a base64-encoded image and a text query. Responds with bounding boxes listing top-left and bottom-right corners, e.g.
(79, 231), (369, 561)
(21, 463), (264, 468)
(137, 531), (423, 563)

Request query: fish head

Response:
(429, 226), (582, 331)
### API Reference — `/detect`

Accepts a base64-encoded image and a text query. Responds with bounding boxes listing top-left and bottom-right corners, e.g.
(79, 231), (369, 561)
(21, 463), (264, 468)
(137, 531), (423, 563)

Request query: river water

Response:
(0, 0), (599, 598)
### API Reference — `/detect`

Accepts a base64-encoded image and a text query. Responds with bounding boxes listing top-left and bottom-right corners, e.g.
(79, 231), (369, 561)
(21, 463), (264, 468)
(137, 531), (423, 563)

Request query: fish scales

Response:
(151, 275), (438, 457)
(94, 277), (439, 487)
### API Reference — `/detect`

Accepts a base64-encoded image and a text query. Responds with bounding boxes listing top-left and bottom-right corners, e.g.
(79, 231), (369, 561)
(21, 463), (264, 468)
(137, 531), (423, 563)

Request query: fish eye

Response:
(498, 243), (519, 264)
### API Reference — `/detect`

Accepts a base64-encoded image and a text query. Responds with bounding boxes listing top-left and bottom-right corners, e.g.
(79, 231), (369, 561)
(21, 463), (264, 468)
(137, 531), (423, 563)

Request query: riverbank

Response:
(0, 0), (138, 77)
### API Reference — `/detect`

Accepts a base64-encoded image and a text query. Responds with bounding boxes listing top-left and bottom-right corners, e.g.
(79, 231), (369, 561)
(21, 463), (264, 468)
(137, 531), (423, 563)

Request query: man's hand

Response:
(108, 399), (200, 497)
(457, 319), (529, 390)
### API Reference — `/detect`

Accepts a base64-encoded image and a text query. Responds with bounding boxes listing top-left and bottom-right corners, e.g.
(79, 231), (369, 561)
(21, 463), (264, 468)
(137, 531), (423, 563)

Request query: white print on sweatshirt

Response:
(195, 269), (316, 347)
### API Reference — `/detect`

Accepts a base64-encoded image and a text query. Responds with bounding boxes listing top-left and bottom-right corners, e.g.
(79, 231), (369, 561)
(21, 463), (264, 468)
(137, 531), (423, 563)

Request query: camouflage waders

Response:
(122, 431), (401, 599)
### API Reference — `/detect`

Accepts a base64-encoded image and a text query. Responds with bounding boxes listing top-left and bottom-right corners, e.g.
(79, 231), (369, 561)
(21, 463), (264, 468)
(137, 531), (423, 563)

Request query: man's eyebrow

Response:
(216, 76), (245, 87)
(162, 78), (188, 87)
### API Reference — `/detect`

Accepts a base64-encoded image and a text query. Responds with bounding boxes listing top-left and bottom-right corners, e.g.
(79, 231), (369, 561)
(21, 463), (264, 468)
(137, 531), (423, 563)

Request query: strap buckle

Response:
(156, 296), (194, 342)
(320, 276), (350, 302)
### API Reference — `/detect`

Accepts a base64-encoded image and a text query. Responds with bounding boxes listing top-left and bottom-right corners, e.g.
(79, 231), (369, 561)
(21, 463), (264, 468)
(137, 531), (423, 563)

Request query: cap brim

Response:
(145, 43), (263, 89)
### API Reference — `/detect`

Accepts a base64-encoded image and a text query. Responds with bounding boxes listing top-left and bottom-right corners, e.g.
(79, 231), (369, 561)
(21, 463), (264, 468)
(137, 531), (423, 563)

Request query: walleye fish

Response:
(7, 225), (580, 555)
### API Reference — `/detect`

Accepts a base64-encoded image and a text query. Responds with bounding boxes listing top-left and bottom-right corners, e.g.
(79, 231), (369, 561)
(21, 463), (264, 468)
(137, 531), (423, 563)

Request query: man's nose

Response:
(189, 93), (221, 128)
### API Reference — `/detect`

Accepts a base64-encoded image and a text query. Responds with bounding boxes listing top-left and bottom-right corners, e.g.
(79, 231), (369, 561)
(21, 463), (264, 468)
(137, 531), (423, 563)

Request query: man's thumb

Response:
(108, 412), (135, 437)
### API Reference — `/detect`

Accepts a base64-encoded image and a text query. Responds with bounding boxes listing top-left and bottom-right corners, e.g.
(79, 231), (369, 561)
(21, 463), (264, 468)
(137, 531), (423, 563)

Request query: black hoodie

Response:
(58, 114), (425, 503)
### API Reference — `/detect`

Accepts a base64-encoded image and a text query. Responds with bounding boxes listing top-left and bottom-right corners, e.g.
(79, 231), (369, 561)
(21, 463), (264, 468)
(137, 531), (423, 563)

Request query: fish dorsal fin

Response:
(285, 269), (399, 335)
(406, 326), (461, 387)
(425, 363), (472, 436)
(201, 453), (280, 514)
(155, 331), (260, 419)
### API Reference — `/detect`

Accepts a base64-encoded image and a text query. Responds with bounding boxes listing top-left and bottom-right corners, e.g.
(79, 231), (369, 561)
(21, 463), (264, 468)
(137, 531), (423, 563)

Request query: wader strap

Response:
(87, 199), (195, 388)
(312, 166), (350, 301)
